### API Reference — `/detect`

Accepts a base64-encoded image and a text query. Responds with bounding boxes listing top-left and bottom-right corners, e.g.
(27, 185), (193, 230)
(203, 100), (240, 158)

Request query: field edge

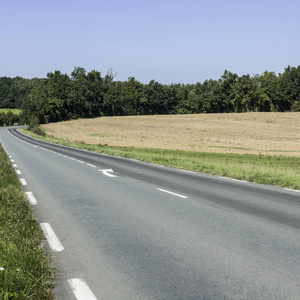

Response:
(19, 128), (300, 191)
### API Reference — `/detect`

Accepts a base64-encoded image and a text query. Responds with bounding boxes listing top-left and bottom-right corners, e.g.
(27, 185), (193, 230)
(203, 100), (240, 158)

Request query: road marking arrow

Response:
(98, 169), (117, 177)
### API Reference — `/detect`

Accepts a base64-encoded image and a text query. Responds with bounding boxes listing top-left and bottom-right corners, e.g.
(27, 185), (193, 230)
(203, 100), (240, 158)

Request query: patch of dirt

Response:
(44, 112), (300, 157)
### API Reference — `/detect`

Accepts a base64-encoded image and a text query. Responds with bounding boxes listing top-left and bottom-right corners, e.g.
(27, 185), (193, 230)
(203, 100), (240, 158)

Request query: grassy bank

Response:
(0, 144), (54, 299)
(21, 128), (300, 190)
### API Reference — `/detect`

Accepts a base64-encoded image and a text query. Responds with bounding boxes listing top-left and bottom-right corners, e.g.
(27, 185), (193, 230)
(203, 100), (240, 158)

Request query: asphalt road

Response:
(1, 127), (300, 300)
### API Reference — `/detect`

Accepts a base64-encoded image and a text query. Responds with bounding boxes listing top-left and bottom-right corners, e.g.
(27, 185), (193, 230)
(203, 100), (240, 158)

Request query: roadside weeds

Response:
(0, 143), (55, 299)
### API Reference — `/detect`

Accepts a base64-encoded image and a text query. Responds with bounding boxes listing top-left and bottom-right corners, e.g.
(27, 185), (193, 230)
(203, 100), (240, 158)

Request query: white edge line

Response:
(284, 188), (300, 194)
(219, 176), (247, 183)
(40, 223), (65, 252)
(68, 278), (97, 300)
(179, 169), (197, 174)
(157, 188), (188, 199)
(25, 191), (37, 205)
(20, 178), (27, 185)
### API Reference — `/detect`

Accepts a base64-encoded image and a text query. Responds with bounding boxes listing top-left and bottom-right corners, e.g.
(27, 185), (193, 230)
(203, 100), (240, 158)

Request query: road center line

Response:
(68, 278), (97, 300)
(157, 188), (188, 199)
(86, 163), (96, 168)
(40, 223), (65, 252)
(77, 160), (85, 163)
(25, 191), (37, 205)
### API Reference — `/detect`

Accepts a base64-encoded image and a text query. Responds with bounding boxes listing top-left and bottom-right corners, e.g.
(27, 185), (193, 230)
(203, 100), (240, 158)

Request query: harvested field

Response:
(44, 112), (300, 157)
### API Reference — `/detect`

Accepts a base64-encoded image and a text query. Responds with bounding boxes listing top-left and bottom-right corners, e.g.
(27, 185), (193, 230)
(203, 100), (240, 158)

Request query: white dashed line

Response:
(20, 178), (27, 185)
(157, 188), (188, 199)
(40, 223), (65, 252)
(16, 170), (21, 175)
(77, 160), (85, 164)
(25, 191), (37, 205)
(86, 163), (96, 168)
(13, 164), (17, 168)
(68, 278), (97, 300)
(10, 159), (15, 163)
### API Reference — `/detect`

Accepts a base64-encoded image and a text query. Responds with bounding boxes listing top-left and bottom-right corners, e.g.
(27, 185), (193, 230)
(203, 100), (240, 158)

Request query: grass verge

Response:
(0, 144), (54, 299)
(21, 128), (300, 191)
(0, 109), (22, 115)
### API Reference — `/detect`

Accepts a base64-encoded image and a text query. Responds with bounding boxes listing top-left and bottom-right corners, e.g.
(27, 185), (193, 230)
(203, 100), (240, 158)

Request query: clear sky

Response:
(1, 0), (299, 84)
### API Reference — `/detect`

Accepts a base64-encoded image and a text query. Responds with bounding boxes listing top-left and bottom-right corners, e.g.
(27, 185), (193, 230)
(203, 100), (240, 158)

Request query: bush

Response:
(28, 118), (45, 136)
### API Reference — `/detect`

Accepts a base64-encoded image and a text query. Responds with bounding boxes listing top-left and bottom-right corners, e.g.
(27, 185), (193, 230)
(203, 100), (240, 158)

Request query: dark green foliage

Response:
(0, 111), (21, 126)
(28, 118), (45, 136)
(1, 65), (300, 125)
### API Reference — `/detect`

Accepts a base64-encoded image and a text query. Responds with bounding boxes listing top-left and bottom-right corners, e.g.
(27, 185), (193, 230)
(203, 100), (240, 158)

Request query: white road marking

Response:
(68, 278), (97, 300)
(219, 177), (247, 183)
(86, 163), (96, 168)
(20, 178), (27, 185)
(10, 159), (15, 162)
(16, 170), (21, 175)
(40, 223), (65, 252)
(157, 188), (188, 199)
(98, 169), (117, 177)
(179, 169), (197, 174)
(13, 164), (17, 168)
(25, 191), (37, 205)
(284, 188), (300, 194)
(77, 160), (85, 164)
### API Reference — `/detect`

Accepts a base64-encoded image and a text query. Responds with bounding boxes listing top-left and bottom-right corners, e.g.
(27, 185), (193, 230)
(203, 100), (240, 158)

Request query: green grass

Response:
(0, 144), (54, 299)
(21, 128), (300, 190)
(0, 109), (22, 115)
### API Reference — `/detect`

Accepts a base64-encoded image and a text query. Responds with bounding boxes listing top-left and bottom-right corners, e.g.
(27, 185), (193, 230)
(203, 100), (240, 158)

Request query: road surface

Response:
(1, 127), (300, 300)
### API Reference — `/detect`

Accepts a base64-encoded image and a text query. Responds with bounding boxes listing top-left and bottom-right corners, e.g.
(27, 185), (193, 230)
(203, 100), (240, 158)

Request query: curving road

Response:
(1, 127), (300, 300)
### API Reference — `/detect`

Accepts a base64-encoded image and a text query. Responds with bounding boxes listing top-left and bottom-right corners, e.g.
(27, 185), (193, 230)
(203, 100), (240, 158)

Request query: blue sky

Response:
(1, 0), (299, 84)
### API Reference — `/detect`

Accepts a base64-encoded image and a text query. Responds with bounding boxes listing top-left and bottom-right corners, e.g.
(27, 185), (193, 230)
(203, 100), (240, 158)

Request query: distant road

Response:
(1, 127), (300, 300)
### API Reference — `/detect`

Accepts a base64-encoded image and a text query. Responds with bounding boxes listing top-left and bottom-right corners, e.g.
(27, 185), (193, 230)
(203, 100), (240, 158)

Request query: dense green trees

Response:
(0, 111), (20, 127)
(0, 65), (299, 126)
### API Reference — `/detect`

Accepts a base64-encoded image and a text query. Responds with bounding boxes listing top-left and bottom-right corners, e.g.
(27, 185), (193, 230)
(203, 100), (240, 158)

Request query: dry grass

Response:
(44, 112), (300, 157)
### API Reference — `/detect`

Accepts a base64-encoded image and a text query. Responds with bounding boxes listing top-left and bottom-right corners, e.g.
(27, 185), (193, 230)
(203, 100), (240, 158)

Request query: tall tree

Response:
(68, 67), (89, 118)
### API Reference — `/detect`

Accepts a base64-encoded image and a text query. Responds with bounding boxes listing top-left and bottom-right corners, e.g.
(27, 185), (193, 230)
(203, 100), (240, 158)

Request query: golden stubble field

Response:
(44, 112), (300, 157)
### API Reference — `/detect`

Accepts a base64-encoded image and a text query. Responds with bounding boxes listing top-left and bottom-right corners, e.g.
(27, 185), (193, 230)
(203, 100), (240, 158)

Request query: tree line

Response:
(0, 65), (299, 126)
